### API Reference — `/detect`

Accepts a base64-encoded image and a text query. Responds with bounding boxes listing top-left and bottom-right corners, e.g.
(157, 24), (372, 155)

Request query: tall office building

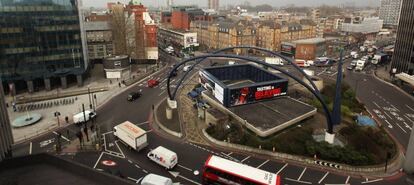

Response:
(391, 0), (414, 75)
(208, 0), (219, 11)
(379, 0), (402, 27)
(0, 0), (88, 94)
(0, 79), (13, 162)
(166, 0), (173, 9)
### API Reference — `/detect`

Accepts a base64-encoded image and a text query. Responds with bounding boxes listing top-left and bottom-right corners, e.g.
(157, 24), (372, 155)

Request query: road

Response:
(11, 52), (412, 185)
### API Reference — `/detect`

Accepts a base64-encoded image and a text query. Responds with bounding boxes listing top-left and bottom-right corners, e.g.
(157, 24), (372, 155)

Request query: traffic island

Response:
(153, 98), (182, 138)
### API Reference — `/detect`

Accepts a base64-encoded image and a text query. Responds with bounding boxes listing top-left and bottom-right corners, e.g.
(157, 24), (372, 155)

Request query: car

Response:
(147, 79), (159, 88)
(127, 91), (142, 101)
(347, 65), (355, 70)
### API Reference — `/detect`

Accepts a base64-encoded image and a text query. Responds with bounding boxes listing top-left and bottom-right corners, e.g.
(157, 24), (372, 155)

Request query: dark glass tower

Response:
(391, 0), (414, 75)
(0, 0), (87, 93)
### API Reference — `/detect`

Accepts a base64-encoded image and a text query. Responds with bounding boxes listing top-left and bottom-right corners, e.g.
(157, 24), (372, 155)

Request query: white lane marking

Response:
(318, 172), (329, 184)
(115, 140), (126, 158)
(361, 178), (383, 184)
(53, 131), (70, 142)
(297, 167), (307, 181)
(284, 178), (312, 184)
(142, 169), (148, 173)
(257, 159), (269, 169)
(345, 176), (351, 184)
(395, 122), (408, 133)
(226, 152), (233, 156)
(136, 177), (143, 184)
(127, 177), (139, 183)
(383, 111), (393, 120)
(29, 142), (32, 155)
(391, 104), (399, 112)
(93, 152), (104, 169)
(102, 131), (114, 135)
(241, 156), (251, 162)
(330, 72), (338, 77)
(177, 174), (202, 185)
(128, 160), (133, 163)
(136, 121), (150, 126)
(385, 120), (393, 129)
(406, 105), (414, 112)
(96, 168), (104, 171)
(177, 164), (193, 172)
(158, 90), (166, 96)
(135, 164), (140, 169)
(405, 115), (414, 124)
(276, 163), (288, 175)
(403, 122), (412, 130)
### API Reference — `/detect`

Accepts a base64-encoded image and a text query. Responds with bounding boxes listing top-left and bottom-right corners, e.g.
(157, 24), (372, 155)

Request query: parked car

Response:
(127, 91), (142, 101)
(147, 79), (159, 88)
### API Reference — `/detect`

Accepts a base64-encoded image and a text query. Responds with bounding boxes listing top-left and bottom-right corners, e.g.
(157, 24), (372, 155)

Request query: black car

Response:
(127, 91), (142, 101)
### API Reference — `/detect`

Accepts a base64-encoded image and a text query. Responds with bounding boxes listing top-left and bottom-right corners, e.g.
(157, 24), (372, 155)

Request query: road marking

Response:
(226, 152), (233, 156)
(276, 163), (288, 175)
(318, 172), (329, 184)
(177, 164), (193, 172)
(284, 177), (312, 184)
(29, 142), (32, 155)
(395, 122), (408, 133)
(257, 160), (269, 169)
(406, 105), (414, 112)
(158, 90), (166, 96)
(373, 101), (381, 108)
(345, 176), (350, 184)
(128, 160), (133, 163)
(136, 177), (143, 184)
(142, 169), (148, 173)
(241, 156), (251, 162)
(385, 120), (393, 129)
(382, 111), (393, 120)
(102, 131), (114, 135)
(53, 131), (70, 142)
(361, 178), (383, 184)
(404, 122), (412, 130)
(96, 168), (103, 171)
(405, 115), (414, 124)
(391, 104), (399, 112)
(297, 167), (307, 181)
(136, 121), (150, 126)
(134, 164), (140, 169)
(93, 152), (104, 169)
(127, 177), (139, 183)
(177, 174), (202, 185)
(330, 72), (338, 77)
(114, 140), (126, 158)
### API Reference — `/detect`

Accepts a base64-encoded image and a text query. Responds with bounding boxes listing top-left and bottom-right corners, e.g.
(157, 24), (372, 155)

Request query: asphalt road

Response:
(11, 52), (413, 185)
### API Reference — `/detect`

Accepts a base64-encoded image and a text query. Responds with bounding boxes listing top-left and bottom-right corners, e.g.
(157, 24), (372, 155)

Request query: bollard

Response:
(273, 147), (275, 152)
(259, 145), (261, 150)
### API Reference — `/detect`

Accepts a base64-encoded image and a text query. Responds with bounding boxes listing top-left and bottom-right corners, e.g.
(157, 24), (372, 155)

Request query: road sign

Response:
(102, 160), (117, 166)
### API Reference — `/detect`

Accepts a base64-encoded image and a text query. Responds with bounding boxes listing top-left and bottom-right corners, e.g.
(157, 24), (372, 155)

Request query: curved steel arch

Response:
(166, 53), (334, 133)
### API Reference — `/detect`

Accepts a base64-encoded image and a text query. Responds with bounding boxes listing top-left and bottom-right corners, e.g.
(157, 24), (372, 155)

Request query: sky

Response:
(82, 0), (380, 8)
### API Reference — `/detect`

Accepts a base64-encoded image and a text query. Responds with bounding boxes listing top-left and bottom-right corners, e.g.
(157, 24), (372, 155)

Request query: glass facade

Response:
(0, 0), (86, 82)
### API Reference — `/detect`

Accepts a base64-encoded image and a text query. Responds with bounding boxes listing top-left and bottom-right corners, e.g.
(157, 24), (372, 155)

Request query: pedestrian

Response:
(65, 116), (69, 123)
(12, 102), (16, 112)
(118, 82), (121, 87)
(109, 79), (112, 84)
(5, 103), (8, 108)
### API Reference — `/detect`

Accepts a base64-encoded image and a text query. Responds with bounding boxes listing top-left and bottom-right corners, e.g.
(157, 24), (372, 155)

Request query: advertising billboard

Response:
(281, 43), (296, 56)
(199, 71), (224, 104)
(228, 82), (287, 106)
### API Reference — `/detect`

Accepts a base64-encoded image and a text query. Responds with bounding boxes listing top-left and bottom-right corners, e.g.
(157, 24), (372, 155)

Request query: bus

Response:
(202, 155), (281, 185)
(294, 59), (310, 68)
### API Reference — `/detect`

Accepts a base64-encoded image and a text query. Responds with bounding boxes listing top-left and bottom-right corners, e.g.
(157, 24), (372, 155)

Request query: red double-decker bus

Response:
(202, 155), (281, 185)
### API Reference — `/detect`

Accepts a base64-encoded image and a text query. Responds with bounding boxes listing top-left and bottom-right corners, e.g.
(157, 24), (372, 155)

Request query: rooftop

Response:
(293, 37), (326, 44)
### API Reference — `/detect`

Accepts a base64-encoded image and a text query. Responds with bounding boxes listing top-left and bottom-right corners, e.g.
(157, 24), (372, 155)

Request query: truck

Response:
(355, 60), (366, 71)
(73, 110), (96, 124)
(350, 51), (358, 59)
(265, 57), (284, 66)
(113, 121), (148, 151)
(147, 146), (178, 169)
(371, 53), (388, 65)
(294, 59), (310, 67)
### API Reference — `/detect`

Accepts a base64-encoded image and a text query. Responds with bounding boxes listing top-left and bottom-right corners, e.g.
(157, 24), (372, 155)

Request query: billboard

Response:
(281, 43), (296, 55)
(199, 71), (224, 104)
(228, 82), (288, 106)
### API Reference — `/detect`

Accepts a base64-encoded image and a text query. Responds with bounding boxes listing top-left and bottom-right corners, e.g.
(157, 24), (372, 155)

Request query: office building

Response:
(341, 17), (383, 34)
(0, 81), (13, 162)
(208, 0), (219, 11)
(379, 0), (402, 27)
(0, 0), (88, 93)
(391, 0), (414, 75)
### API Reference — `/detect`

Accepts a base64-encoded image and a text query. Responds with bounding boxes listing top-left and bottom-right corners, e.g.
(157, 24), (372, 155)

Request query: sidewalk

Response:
(7, 63), (162, 143)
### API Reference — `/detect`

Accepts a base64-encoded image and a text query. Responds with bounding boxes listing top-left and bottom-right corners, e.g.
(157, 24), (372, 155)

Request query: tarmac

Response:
(6, 64), (159, 143)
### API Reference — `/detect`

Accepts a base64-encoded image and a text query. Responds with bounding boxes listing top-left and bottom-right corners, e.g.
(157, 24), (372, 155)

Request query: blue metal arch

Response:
(166, 53), (334, 133)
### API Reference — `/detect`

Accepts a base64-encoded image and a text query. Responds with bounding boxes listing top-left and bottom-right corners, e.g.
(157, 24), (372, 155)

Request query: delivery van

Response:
(140, 174), (173, 185)
(147, 146), (178, 169)
(73, 110), (96, 124)
(114, 121), (148, 151)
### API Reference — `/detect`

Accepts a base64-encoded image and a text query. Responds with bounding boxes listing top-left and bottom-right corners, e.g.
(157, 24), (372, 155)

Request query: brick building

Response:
(293, 38), (327, 60)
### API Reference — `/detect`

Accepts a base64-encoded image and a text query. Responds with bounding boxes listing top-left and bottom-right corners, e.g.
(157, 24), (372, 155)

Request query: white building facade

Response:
(341, 17), (384, 34)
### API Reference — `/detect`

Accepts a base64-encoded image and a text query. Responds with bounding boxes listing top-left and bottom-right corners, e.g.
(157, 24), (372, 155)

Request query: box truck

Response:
(114, 121), (148, 151)
(355, 60), (366, 71)
(147, 146), (178, 169)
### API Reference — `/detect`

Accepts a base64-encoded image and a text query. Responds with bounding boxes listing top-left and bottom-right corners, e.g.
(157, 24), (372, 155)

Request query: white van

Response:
(140, 174), (173, 185)
(147, 146), (178, 169)
(183, 65), (192, 72)
(73, 110), (96, 124)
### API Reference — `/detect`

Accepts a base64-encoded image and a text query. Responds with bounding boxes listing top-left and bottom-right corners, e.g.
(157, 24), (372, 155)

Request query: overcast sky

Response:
(82, 0), (380, 8)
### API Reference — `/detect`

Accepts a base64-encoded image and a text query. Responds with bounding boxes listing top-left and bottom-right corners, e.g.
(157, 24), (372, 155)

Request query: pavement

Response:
(7, 63), (159, 143)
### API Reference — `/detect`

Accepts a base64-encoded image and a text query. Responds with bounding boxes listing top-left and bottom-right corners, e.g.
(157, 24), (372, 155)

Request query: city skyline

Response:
(83, 0), (380, 8)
